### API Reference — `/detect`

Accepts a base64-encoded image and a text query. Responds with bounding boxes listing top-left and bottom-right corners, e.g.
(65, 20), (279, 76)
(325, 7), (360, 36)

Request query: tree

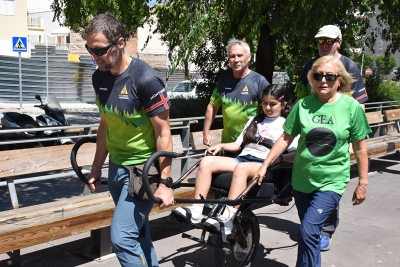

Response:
(52, 1), (400, 86)
(51, 0), (152, 38)
(348, 52), (374, 74)
(375, 55), (397, 76)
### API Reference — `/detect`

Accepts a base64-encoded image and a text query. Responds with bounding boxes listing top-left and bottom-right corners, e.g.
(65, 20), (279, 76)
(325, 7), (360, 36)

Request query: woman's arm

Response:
(351, 139), (368, 205)
(253, 132), (294, 184)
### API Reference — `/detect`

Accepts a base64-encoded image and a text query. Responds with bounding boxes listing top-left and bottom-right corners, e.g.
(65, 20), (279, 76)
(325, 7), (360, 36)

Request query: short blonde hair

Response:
(307, 55), (355, 96)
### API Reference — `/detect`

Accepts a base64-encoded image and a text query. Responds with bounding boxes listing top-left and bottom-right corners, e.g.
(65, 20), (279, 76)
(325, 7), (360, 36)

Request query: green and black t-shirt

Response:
(92, 58), (170, 166)
(210, 70), (269, 143)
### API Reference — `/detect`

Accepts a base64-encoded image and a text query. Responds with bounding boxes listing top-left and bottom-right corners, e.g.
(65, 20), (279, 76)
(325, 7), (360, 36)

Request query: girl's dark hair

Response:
(242, 84), (291, 145)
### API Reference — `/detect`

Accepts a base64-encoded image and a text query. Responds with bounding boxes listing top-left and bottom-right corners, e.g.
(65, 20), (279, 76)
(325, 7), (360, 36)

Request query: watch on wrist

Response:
(158, 177), (173, 188)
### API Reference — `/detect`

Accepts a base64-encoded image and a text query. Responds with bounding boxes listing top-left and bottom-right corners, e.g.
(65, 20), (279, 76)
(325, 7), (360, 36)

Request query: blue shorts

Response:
(235, 154), (264, 164)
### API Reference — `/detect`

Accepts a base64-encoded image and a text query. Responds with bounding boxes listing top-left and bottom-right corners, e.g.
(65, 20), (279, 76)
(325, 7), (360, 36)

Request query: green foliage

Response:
(375, 55), (397, 75)
(52, 0), (400, 99)
(364, 72), (383, 102)
(348, 52), (375, 73)
(169, 97), (219, 132)
(51, 0), (151, 37)
(378, 81), (400, 101)
(367, 80), (400, 102)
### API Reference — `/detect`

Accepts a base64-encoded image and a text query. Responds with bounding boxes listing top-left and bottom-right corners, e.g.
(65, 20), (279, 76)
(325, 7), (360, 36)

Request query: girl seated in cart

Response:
(173, 84), (299, 234)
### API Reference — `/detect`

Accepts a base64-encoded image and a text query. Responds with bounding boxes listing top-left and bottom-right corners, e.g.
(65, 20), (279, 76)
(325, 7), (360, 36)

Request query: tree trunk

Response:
(255, 23), (277, 84)
(184, 60), (189, 79)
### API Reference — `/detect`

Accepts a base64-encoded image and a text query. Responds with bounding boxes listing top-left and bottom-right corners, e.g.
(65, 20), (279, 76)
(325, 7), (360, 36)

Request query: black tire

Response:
(214, 210), (260, 267)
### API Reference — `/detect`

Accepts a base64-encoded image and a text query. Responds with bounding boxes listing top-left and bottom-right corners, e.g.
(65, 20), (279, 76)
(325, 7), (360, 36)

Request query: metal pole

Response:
(46, 44), (49, 96)
(19, 52), (22, 109)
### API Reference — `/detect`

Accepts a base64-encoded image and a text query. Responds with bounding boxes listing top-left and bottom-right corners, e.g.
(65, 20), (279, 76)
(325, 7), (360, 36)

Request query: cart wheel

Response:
(213, 210), (260, 267)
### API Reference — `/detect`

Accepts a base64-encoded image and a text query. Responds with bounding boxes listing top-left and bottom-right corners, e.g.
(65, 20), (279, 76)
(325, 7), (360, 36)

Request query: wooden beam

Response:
(0, 187), (197, 254)
(0, 143), (97, 178)
(190, 129), (222, 151)
(383, 109), (400, 122)
(365, 111), (384, 124)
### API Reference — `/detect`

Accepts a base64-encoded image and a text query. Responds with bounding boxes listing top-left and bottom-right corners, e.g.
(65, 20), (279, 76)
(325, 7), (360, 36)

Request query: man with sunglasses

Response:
(294, 24), (368, 252)
(84, 12), (174, 267)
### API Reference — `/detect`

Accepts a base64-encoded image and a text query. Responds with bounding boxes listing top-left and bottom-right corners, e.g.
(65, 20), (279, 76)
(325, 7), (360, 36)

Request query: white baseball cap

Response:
(315, 25), (342, 39)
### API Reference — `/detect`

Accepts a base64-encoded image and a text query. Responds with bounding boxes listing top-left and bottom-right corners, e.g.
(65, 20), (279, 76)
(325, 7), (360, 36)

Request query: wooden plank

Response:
(0, 134), (183, 178)
(351, 137), (400, 162)
(0, 187), (196, 254)
(365, 111), (384, 124)
(0, 143), (97, 178)
(365, 134), (400, 144)
(172, 134), (183, 153)
(190, 129), (223, 151)
(383, 109), (400, 122)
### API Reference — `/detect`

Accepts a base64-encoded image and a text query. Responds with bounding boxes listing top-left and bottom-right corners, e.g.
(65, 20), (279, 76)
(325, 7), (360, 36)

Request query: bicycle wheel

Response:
(214, 210), (260, 267)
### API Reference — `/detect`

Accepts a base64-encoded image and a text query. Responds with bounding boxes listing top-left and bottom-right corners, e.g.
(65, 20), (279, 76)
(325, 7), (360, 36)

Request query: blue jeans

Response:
(108, 161), (158, 267)
(293, 190), (341, 267)
(234, 154), (264, 164)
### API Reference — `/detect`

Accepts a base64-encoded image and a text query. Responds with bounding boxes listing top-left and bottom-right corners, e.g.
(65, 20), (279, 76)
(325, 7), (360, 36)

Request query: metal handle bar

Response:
(142, 150), (182, 203)
(70, 137), (107, 185)
(142, 150), (293, 205)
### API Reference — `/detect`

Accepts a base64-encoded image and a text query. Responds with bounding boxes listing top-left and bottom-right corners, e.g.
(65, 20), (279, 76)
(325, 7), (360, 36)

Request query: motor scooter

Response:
(1, 94), (74, 149)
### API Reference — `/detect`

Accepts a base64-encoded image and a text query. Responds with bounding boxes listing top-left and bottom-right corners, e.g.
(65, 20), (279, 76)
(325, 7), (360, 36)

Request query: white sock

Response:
(220, 206), (238, 221)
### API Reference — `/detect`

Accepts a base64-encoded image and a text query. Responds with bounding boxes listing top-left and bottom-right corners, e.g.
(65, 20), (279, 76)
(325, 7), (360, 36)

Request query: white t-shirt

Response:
(235, 116), (298, 160)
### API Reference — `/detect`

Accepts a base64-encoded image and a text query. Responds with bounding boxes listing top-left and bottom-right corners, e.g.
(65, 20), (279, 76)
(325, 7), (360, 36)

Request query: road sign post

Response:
(12, 37), (28, 109)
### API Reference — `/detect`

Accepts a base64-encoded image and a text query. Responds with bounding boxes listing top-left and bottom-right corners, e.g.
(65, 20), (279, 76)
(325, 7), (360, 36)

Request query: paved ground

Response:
(1, 154), (400, 267)
(1, 102), (400, 266)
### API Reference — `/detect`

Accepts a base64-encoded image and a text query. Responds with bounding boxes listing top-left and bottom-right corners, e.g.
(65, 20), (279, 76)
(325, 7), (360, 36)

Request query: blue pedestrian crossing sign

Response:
(12, 36), (27, 52)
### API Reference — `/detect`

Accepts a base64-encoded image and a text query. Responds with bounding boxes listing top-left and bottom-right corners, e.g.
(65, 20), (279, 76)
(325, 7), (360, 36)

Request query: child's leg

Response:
(227, 162), (262, 200)
(193, 156), (238, 200)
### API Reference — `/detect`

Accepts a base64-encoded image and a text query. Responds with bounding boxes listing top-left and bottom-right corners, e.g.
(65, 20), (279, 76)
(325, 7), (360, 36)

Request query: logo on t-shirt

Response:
(99, 87), (107, 91)
(305, 127), (336, 157)
(241, 85), (249, 94)
(119, 85), (129, 99)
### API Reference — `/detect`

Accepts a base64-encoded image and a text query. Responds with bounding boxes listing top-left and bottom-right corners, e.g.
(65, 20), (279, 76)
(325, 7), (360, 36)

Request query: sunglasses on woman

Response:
(316, 38), (339, 45)
(85, 38), (120, 56)
(313, 72), (340, 81)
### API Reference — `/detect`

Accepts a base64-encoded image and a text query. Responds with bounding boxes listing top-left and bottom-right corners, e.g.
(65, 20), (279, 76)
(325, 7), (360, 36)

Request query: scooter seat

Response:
(5, 112), (38, 127)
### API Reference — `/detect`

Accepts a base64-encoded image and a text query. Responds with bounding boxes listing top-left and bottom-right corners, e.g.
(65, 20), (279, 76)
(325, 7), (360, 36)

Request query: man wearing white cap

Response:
(295, 25), (368, 105)
(294, 24), (369, 252)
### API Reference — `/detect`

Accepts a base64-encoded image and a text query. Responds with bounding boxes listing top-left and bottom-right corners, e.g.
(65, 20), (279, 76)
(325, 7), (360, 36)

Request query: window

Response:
(378, 40), (383, 50)
(0, 0), (14, 15)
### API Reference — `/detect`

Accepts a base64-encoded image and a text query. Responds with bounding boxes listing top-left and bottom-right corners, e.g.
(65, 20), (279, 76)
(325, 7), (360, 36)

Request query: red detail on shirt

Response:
(145, 94), (170, 113)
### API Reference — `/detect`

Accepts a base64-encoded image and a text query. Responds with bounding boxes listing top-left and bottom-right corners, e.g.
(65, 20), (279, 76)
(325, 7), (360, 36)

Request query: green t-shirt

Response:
(210, 70), (269, 143)
(93, 59), (170, 165)
(283, 94), (371, 195)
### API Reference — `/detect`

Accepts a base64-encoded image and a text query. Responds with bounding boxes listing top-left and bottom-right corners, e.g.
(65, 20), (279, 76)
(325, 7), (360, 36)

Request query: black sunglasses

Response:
(313, 72), (340, 81)
(316, 38), (339, 45)
(85, 38), (119, 56)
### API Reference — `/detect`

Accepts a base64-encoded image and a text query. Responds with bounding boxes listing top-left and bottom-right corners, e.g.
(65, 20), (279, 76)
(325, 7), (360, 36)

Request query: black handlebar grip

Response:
(70, 137), (97, 185)
(141, 151), (181, 203)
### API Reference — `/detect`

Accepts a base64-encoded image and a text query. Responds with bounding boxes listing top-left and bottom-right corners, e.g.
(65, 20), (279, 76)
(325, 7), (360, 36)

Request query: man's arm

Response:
(87, 114), (109, 191)
(203, 103), (219, 146)
(150, 109), (174, 209)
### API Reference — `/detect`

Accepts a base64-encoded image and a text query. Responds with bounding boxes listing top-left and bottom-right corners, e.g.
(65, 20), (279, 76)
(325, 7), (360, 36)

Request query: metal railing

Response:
(0, 115), (222, 188)
(364, 100), (400, 137)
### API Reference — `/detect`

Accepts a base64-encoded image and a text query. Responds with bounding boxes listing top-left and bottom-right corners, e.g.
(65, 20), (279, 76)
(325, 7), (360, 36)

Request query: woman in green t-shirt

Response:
(253, 55), (371, 267)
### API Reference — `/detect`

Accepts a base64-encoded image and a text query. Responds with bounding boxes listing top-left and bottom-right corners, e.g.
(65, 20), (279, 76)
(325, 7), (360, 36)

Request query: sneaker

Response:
(203, 206), (237, 235)
(320, 235), (332, 251)
(172, 204), (204, 224)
